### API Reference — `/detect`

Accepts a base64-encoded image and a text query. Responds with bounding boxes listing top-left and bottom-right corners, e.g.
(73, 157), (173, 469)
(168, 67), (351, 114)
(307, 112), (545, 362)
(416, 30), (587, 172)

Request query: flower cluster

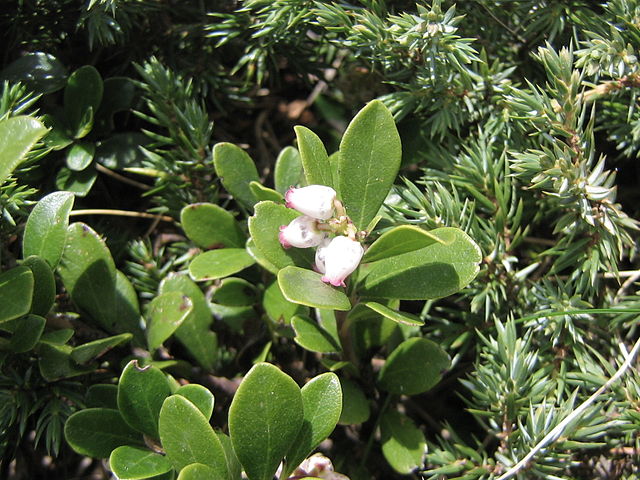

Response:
(279, 185), (364, 288)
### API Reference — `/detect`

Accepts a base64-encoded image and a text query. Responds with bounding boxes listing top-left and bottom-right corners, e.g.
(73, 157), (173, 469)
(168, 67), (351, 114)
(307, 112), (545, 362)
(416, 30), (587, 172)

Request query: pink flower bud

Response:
(285, 185), (337, 220)
(321, 235), (364, 287)
(278, 215), (326, 249)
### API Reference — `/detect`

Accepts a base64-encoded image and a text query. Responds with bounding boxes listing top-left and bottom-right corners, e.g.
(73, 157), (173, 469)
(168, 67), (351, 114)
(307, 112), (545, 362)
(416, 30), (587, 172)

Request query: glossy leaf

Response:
(284, 373), (342, 477)
(95, 132), (149, 169)
(177, 463), (220, 480)
(38, 343), (93, 381)
(118, 360), (172, 439)
(338, 378), (370, 425)
(292, 315), (341, 353)
(9, 314), (45, 353)
(109, 446), (172, 480)
(95, 77), (136, 133)
(160, 274), (217, 371)
(360, 227), (482, 299)
(189, 248), (255, 282)
(380, 410), (426, 474)
(229, 363), (303, 480)
(66, 141), (95, 171)
(71, 333), (132, 364)
(338, 100), (401, 230)
(294, 126), (332, 187)
(263, 280), (308, 325)
(115, 270), (144, 345)
(274, 146), (303, 194)
(58, 222), (141, 336)
(362, 302), (423, 326)
(246, 238), (279, 274)
(146, 291), (193, 350)
(278, 266), (351, 311)
(23, 191), (74, 268)
(64, 408), (143, 458)
(0, 267), (33, 324)
(175, 384), (215, 421)
(0, 52), (68, 93)
(248, 201), (314, 271)
(64, 65), (103, 137)
(378, 338), (450, 395)
(22, 256), (55, 316)
(86, 384), (119, 409)
(180, 203), (245, 249)
(219, 433), (242, 480)
(249, 181), (284, 203)
(213, 142), (259, 209)
(55, 165), (98, 196)
(362, 226), (444, 263)
(212, 277), (256, 306)
(159, 395), (229, 478)
(0, 115), (48, 187)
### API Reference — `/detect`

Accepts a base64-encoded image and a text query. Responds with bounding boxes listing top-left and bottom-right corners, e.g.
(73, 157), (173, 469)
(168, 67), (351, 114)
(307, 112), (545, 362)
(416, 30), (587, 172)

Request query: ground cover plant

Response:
(1, 0), (640, 479)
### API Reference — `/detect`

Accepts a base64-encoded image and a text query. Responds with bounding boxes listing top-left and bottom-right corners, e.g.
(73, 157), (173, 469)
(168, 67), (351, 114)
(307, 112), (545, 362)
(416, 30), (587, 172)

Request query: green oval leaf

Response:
(362, 302), (423, 326)
(64, 408), (143, 458)
(71, 333), (132, 364)
(248, 201), (314, 271)
(380, 410), (426, 474)
(59, 222), (141, 336)
(55, 165), (98, 196)
(159, 274), (217, 371)
(274, 146), (303, 194)
(363, 225), (444, 263)
(284, 373), (342, 477)
(0, 115), (48, 187)
(177, 463), (220, 480)
(0, 52), (68, 94)
(66, 141), (95, 171)
(188, 248), (255, 281)
(213, 142), (259, 209)
(159, 395), (229, 478)
(263, 280), (308, 325)
(291, 315), (341, 353)
(22, 256), (55, 316)
(338, 100), (401, 230)
(278, 266), (352, 311)
(278, 266), (351, 311)
(249, 181), (284, 203)
(23, 191), (74, 268)
(294, 126), (332, 187)
(64, 65), (103, 138)
(175, 384), (215, 421)
(212, 277), (256, 307)
(360, 227), (482, 300)
(180, 203), (245, 249)
(338, 378), (370, 425)
(86, 384), (118, 409)
(378, 338), (450, 395)
(229, 363), (303, 480)
(118, 360), (172, 439)
(0, 267), (33, 324)
(109, 446), (172, 480)
(8, 314), (45, 353)
(146, 291), (193, 350)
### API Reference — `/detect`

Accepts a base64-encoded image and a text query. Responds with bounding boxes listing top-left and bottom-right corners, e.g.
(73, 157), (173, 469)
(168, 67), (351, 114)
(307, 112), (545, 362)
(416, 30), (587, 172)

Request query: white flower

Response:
(320, 235), (364, 287)
(293, 454), (350, 480)
(285, 185), (337, 220)
(278, 215), (326, 249)
(314, 236), (331, 273)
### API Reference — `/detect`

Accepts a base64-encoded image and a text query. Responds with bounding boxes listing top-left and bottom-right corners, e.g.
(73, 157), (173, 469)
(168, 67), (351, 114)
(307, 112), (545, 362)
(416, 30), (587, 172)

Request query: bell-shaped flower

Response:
(293, 454), (350, 480)
(285, 185), (336, 220)
(314, 236), (332, 273)
(278, 215), (325, 249)
(320, 235), (364, 287)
